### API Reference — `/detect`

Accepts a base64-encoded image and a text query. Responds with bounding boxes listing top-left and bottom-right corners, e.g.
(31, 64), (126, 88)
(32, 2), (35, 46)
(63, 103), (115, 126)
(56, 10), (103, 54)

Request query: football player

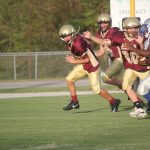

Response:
(59, 24), (121, 112)
(83, 17), (150, 117)
(124, 18), (150, 113)
(95, 13), (123, 89)
(83, 14), (143, 102)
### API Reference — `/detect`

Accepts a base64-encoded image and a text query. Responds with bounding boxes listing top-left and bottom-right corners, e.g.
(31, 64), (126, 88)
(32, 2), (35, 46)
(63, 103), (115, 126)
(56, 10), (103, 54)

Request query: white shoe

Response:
(129, 107), (147, 118)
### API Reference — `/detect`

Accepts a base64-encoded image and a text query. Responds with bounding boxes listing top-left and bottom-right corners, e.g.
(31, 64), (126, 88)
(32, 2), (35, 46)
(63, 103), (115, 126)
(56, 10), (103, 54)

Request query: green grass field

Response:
(0, 93), (150, 150)
(0, 84), (119, 93)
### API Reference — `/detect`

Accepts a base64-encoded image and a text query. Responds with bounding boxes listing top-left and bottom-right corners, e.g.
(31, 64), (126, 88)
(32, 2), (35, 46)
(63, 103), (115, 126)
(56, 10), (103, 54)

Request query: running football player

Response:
(92, 13), (123, 89)
(83, 14), (143, 102)
(124, 18), (150, 113)
(59, 24), (121, 112)
(83, 17), (149, 117)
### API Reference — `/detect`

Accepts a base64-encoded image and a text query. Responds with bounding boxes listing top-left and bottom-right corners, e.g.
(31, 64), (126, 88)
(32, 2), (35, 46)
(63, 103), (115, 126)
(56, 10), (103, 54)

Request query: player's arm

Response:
(136, 36), (144, 50)
(96, 45), (105, 57)
(83, 31), (111, 46)
(124, 43), (150, 57)
(65, 55), (90, 64)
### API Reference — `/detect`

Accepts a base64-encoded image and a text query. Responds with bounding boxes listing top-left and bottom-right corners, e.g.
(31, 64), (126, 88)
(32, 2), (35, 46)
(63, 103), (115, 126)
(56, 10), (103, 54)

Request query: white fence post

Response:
(13, 55), (17, 80)
(35, 54), (38, 80)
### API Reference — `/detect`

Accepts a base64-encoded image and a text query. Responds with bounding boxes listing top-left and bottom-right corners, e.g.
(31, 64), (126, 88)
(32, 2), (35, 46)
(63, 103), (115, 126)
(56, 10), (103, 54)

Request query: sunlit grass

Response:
(0, 85), (119, 93)
(0, 94), (149, 150)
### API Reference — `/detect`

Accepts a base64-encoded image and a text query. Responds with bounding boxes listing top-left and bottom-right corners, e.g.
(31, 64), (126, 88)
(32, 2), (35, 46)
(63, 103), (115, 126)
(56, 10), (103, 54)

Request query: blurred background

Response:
(0, 0), (111, 80)
(0, 0), (109, 52)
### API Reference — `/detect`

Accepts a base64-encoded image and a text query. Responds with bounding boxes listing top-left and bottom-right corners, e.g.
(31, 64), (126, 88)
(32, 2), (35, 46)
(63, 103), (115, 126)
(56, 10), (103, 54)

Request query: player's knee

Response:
(66, 75), (73, 82)
(65, 76), (74, 84)
(92, 86), (101, 94)
(66, 79), (74, 85)
(101, 72), (109, 83)
(122, 84), (130, 91)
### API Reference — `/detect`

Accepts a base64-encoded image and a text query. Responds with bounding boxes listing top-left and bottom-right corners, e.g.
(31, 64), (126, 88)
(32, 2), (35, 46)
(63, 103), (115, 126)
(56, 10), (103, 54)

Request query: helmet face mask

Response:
(59, 33), (68, 39)
(99, 22), (110, 32)
(59, 33), (72, 42)
(126, 27), (139, 38)
(59, 25), (76, 44)
(97, 13), (111, 32)
(122, 17), (141, 38)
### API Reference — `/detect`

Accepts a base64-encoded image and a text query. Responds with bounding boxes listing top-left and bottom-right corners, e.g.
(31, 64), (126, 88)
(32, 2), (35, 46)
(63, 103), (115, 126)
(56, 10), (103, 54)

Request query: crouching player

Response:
(59, 24), (121, 112)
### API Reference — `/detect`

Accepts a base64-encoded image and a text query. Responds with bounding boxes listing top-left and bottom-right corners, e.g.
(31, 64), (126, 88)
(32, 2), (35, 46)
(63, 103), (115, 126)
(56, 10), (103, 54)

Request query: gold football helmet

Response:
(59, 24), (75, 39)
(122, 17), (141, 29)
(97, 13), (111, 24)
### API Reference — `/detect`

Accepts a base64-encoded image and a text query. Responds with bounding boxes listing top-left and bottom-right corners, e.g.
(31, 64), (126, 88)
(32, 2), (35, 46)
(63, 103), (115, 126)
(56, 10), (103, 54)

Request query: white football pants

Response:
(137, 75), (150, 95)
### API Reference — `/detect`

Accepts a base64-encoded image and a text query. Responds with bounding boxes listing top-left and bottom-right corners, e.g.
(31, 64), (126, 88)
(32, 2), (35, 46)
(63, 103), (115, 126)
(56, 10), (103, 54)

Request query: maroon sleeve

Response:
(109, 27), (120, 35)
(71, 35), (90, 57)
(110, 31), (125, 46)
(112, 27), (120, 32)
(95, 30), (101, 38)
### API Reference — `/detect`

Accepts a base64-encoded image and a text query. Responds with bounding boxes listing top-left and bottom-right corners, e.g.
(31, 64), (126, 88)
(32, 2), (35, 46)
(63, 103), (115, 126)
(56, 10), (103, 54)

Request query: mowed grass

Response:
(0, 85), (119, 93)
(0, 93), (150, 150)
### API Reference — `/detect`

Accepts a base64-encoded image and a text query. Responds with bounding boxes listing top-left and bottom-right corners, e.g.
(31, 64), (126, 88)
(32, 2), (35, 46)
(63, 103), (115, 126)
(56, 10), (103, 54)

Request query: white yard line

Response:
(0, 90), (123, 99)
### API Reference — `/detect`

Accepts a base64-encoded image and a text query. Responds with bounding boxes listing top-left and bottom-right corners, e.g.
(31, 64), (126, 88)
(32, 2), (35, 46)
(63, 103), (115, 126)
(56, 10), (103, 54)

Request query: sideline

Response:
(0, 90), (123, 99)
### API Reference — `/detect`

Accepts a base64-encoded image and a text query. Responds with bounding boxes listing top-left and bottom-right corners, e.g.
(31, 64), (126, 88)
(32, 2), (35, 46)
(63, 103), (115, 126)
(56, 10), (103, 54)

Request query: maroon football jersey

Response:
(68, 34), (100, 73)
(96, 27), (121, 60)
(110, 31), (150, 72)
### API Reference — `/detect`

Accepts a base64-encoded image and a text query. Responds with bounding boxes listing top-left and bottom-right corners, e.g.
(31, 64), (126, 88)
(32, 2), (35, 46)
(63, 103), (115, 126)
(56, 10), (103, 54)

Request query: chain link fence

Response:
(0, 51), (112, 80)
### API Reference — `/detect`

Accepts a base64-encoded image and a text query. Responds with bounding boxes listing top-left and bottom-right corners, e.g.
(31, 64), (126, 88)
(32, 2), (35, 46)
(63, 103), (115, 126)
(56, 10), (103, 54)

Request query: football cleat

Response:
(129, 107), (147, 118)
(140, 101), (145, 107)
(110, 99), (121, 112)
(63, 101), (80, 111)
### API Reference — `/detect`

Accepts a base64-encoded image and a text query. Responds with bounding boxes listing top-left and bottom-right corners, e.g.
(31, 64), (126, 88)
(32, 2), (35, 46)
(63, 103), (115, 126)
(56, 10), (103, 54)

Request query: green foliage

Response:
(0, 0), (110, 52)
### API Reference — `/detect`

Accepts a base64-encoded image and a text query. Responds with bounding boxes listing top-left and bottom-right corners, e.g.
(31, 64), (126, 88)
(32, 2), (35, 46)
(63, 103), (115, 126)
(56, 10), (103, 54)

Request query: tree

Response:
(0, 0), (110, 52)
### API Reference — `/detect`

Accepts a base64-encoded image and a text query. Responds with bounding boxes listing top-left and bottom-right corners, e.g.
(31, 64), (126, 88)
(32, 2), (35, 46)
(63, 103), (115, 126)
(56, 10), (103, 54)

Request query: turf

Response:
(0, 93), (150, 150)
(0, 85), (119, 93)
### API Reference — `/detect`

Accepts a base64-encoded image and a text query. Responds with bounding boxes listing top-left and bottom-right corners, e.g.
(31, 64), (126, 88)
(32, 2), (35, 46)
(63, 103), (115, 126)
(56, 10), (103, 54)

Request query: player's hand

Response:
(122, 38), (132, 51)
(65, 55), (76, 64)
(82, 31), (91, 39)
(123, 42), (133, 51)
(135, 36), (143, 45)
(97, 46), (105, 57)
(138, 56), (150, 66)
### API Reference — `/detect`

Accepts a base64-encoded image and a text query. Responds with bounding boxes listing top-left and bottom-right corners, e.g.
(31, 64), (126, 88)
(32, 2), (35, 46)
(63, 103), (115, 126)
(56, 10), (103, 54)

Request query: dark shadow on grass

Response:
(73, 106), (134, 113)
(119, 105), (133, 112)
(142, 116), (150, 119)
(72, 107), (108, 113)
(131, 116), (150, 120)
(71, 105), (147, 113)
